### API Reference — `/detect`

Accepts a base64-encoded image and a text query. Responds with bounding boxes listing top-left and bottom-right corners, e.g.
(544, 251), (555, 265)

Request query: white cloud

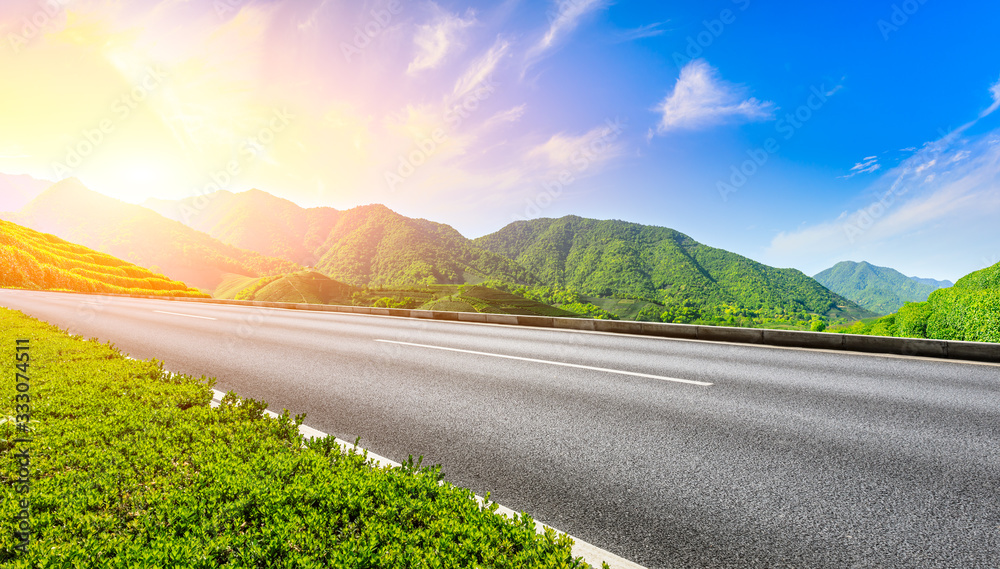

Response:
(766, 127), (1000, 279)
(526, 120), (627, 169)
(529, 0), (607, 59)
(451, 37), (509, 100)
(980, 76), (1000, 117)
(483, 104), (527, 128)
(407, 7), (476, 75)
(297, 0), (332, 31)
(950, 150), (971, 163)
(655, 60), (775, 133)
(614, 22), (668, 43)
(840, 155), (881, 179)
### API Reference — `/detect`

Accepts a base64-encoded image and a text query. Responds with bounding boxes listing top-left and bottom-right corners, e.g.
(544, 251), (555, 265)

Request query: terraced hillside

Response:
(0, 219), (206, 297)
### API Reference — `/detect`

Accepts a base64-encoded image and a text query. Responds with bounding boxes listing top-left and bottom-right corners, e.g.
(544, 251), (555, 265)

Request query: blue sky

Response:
(507, 0), (1000, 282)
(2, 0), (999, 281)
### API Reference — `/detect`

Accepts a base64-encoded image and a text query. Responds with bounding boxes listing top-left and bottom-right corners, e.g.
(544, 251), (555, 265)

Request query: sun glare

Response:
(124, 163), (158, 184)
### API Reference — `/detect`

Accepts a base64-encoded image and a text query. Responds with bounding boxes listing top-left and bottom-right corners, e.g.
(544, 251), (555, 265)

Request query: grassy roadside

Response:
(0, 308), (587, 568)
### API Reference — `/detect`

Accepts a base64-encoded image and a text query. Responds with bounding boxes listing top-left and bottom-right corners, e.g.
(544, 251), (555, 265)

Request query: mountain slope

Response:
(0, 173), (51, 212)
(0, 219), (205, 297)
(814, 261), (952, 315)
(144, 191), (536, 287)
(143, 190), (340, 266)
(313, 204), (539, 287)
(214, 270), (356, 304)
(475, 216), (874, 325)
(843, 262), (1000, 343)
(8, 180), (299, 291)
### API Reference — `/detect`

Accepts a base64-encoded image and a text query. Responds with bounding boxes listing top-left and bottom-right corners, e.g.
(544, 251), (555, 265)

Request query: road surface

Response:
(2, 289), (998, 568)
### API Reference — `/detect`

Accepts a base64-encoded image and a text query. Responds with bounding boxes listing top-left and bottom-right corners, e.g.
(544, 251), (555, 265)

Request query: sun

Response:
(88, 156), (190, 203)
(123, 162), (160, 184)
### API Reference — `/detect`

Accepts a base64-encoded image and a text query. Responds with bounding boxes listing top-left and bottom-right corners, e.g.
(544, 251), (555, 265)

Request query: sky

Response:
(1, 0), (999, 282)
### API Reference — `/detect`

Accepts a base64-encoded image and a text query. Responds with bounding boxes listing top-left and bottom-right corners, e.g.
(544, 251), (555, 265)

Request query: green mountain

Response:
(814, 261), (953, 315)
(309, 204), (539, 287)
(5, 179), (300, 291)
(144, 192), (539, 288)
(474, 216), (875, 326)
(97, 188), (881, 327)
(143, 189), (340, 266)
(0, 219), (205, 297)
(841, 262), (1000, 343)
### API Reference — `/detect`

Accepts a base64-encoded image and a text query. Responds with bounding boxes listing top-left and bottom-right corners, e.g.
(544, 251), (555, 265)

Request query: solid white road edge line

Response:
(376, 339), (714, 387)
(208, 388), (648, 569)
(152, 310), (217, 320)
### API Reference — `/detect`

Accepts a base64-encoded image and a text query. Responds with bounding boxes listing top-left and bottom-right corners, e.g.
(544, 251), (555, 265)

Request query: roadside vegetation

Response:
(215, 274), (581, 318)
(833, 262), (1000, 343)
(0, 220), (206, 298)
(0, 308), (589, 567)
(485, 282), (844, 330)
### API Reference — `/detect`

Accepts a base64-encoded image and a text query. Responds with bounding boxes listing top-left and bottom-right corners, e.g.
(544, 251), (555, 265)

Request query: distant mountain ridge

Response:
(144, 190), (340, 266)
(814, 261), (952, 315)
(146, 191), (539, 287)
(0, 173), (51, 212)
(474, 216), (874, 324)
(23, 185), (878, 327)
(6, 179), (299, 291)
(313, 204), (539, 287)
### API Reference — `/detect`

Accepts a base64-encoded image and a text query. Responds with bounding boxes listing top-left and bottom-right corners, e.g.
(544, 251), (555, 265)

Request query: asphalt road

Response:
(2, 289), (999, 568)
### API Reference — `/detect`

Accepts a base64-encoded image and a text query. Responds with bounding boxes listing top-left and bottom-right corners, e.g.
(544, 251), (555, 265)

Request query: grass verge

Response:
(0, 308), (587, 567)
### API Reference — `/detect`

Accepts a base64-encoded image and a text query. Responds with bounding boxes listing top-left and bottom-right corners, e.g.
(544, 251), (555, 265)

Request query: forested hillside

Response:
(30, 184), (889, 330)
(475, 216), (874, 327)
(144, 192), (539, 288)
(214, 271), (356, 305)
(144, 189), (341, 266)
(5, 180), (300, 291)
(840, 262), (1000, 343)
(814, 261), (952, 315)
(313, 204), (539, 287)
(0, 219), (206, 297)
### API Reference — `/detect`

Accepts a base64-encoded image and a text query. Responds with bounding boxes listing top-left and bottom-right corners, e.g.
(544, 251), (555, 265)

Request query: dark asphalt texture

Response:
(2, 289), (999, 568)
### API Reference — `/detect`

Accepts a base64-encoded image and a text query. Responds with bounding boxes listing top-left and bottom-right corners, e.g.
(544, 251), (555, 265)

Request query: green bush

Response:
(0, 309), (585, 567)
(835, 262), (1000, 343)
